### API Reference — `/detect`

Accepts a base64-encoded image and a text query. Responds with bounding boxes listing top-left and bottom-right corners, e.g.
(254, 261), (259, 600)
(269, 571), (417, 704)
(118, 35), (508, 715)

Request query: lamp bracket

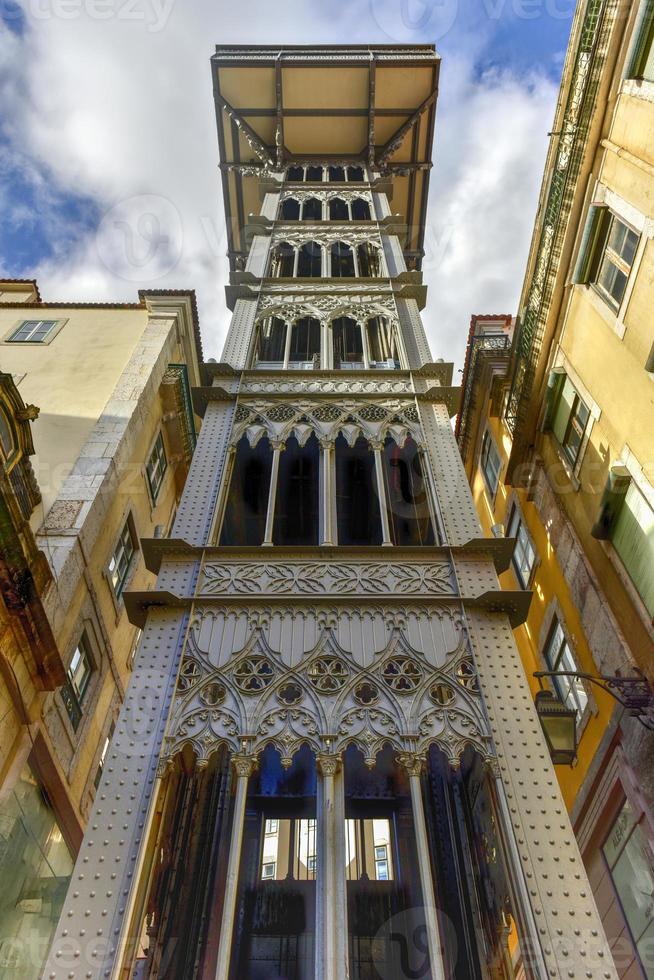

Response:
(534, 670), (654, 731)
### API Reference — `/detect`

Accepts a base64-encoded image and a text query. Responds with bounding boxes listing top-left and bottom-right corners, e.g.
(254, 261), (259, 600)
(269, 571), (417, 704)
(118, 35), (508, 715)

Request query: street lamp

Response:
(534, 689), (578, 765)
(534, 669), (654, 766)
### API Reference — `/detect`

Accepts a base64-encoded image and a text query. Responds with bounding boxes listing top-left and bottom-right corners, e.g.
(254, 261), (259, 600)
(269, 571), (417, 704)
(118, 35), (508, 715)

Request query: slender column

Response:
(352, 244), (360, 278)
(359, 319), (371, 369)
(214, 753), (256, 980)
(397, 753), (447, 980)
(263, 440), (284, 546)
(320, 438), (335, 546)
(371, 440), (393, 546)
(283, 320), (293, 368)
(317, 752), (347, 980)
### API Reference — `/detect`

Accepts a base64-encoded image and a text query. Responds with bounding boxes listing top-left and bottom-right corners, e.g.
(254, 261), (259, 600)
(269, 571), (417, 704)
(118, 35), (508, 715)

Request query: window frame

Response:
(3, 318), (67, 345)
(609, 477), (654, 619)
(506, 503), (537, 588)
(145, 430), (168, 504)
(550, 375), (591, 470)
(593, 213), (640, 312)
(542, 617), (589, 727)
(107, 514), (138, 601)
(479, 430), (502, 498)
(626, 1), (654, 81)
(61, 633), (94, 732)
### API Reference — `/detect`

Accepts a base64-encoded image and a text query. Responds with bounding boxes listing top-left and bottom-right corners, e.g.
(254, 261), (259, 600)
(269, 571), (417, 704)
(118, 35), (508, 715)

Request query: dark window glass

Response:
(329, 198), (349, 220)
(506, 505), (536, 588)
(280, 198), (300, 220)
(297, 241), (322, 277)
(328, 165), (345, 182)
(333, 317), (363, 367)
(269, 242), (295, 277)
(289, 318), (321, 363)
(351, 198), (371, 220)
(382, 437), (435, 546)
(331, 241), (356, 278)
(302, 197), (323, 221)
(347, 166), (364, 182)
(257, 317), (287, 363)
(551, 377), (590, 468)
(220, 437), (273, 546)
(357, 242), (381, 277)
(368, 317), (399, 366)
(286, 166), (304, 181)
(335, 435), (382, 545)
(306, 165), (323, 182)
(480, 431), (501, 495)
(543, 619), (588, 721)
(273, 435), (319, 545)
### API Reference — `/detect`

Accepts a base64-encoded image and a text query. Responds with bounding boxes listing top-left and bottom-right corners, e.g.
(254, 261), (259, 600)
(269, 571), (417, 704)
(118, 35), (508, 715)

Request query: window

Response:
(255, 317), (287, 364)
(328, 165), (345, 182)
(286, 166), (304, 182)
(268, 241), (295, 278)
(543, 619), (588, 722)
(273, 435), (320, 546)
(94, 720), (116, 790)
(145, 431), (168, 503)
(507, 505), (537, 588)
(61, 635), (93, 730)
(265, 819), (279, 835)
(368, 317), (399, 368)
(0, 407), (14, 459)
(480, 431), (502, 495)
(357, 242), (382, 277)
(7, 319), (59, 343)
(108, 518), (137, 598)
(345, 818), (394, 881)
(220, 437), (273, 546)
(347, 166), (364, 182)
(382, 437), (435, 546)
(596, 215), (639, 310)
(550, 376), (590, 468)
(280, 198), (300, 220)
(262, 862), (276, 879)
(297, 241), (322, 277)
(259, 818), (317, 881)
(333, 317), (364, 368)
(602, 800), (654, 973)
(289, 317), (321, 366)
(611, 481), (654, 617)
(329, 197), (349, 220)
(351, 198), (371, 220)
(306, 165), (323, 182)
(573, 207), (639, 311)
(302, 197), (322, 221)
(374, 845), (390, 881)
(331, 241), (355, 277)
(335, 435), (383, 546)
(627, 3), (654, 80)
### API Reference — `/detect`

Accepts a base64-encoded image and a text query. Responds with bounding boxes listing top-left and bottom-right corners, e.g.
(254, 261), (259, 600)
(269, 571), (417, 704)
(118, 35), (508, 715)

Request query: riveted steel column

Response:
(317, 753), (347, 980)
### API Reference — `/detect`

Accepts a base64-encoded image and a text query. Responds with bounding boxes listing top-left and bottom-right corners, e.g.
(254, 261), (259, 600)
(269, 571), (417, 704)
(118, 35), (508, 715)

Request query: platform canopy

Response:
(211, 44), (440, 271)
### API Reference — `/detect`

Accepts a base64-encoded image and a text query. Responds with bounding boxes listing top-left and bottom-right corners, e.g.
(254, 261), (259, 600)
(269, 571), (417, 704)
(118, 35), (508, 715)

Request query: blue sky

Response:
(0, 0), (573, 368)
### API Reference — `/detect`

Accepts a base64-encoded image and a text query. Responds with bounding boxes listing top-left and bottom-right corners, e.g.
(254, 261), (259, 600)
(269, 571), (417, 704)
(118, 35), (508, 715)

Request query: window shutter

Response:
(626, 2), (654, 80)
(611, 482), (654, 616)
(571, 206), (610, 284)
(591, 465), (630, 539)
(551, 376), (575, 445)
(542, 369), (565, 431)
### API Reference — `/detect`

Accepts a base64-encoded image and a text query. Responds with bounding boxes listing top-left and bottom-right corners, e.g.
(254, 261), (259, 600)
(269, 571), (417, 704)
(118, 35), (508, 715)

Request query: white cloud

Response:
(2, 0), (557, 370)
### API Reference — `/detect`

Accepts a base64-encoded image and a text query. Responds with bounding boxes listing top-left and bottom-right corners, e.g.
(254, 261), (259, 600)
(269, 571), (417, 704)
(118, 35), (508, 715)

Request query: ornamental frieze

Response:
(199, 559), (456, 597)
(239, 378), (413, 395)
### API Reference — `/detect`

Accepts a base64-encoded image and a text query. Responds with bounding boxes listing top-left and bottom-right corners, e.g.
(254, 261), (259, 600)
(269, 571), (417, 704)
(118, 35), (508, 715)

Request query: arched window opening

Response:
(333, 318), (364, 369)
(302, 197), (323, 221)
(286, 165), (304, 181)
(382, 436), (435, 546)
(328, 165), (345, 182)
(335, 435), (382, 545)
(306, 165), (323, 182)
(297, 241), (322, 278)
(357, 242), (382, 278)
(347, 166), (364, 182)
(329, 197), (349, 221)
(233, 745), (317, 979)
(273, 435), (320, 545)
(331, 241), (356, 278)
(368, 317), (400, 368)
(280, 198), (301, 220)
(289, 317), (321, 367)
(268, 241), (295, 278)
(255, 317), (287, 366)
(220, 436), (273, 546)
(351, 198), (371, 221)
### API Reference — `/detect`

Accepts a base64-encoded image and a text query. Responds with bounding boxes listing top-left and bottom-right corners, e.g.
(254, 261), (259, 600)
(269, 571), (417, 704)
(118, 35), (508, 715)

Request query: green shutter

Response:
(612, 482), (654, 616)
(542, 369), (565, 431)
(591, 466), (630, 539)
(572, 206), (610, 285)
(551, 376), (575, 446)
(627, 0), (654, 80)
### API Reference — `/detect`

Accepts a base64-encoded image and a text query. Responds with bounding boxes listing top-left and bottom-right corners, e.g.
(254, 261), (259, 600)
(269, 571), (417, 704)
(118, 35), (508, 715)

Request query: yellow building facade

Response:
(0, 281), (203, 979)
(457, 2), (654, 977)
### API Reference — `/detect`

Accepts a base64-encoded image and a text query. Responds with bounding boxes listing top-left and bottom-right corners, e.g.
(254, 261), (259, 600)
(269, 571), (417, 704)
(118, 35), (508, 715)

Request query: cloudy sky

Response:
(0, 0), (573, 371)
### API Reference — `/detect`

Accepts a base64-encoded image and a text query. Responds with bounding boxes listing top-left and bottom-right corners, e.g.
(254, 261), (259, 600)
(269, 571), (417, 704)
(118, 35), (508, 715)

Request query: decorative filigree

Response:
(429, 682), (456, 706)
(457, 659), (480, 693)
(308, 656), (349, 693)
(234, 656), (275, 693)
(257, 707), (320, 767)
(337, 707), (400, 767)
(382, 657), (423, 692)
(354, 682), (379, 706)
(178, 658), (201, 692)
(277, 682), (303, 706)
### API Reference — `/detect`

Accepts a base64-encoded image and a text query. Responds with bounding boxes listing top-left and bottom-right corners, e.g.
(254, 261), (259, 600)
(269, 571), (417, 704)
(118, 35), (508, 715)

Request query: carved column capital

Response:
(316, 752), (342, 777)
(270, 439), (287, 453)
(369, 439), (385, 453)
(396, 751), (425, 778)
(319, 437), (335, 451)
(231, 753), (257, 779)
